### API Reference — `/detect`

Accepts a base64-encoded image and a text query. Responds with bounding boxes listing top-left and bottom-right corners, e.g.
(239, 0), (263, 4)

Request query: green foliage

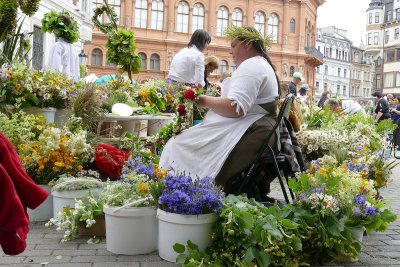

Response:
(80, 64), (88, 78)
(0, 0), (18, 42)
(305, 105), (337, 129)
(106, 28), (141, 77)
(92, 4), (118, 34)
(18, 0), (40, 16)
(224, 26), (271, 53)
(41, 10), (80, 43)
(375, 119), (397, 133)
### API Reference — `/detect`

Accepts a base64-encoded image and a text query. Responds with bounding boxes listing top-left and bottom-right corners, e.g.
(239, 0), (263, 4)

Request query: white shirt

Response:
(46, 39), (80, 80)
(160, 56), (278, 179)
(342, 99), (363, 114)
(168, 45), (205, 87)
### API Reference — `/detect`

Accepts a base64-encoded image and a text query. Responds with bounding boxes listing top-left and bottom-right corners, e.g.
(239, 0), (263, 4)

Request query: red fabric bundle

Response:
(0, 131), (49, 255)
(94, 144), (130, 180)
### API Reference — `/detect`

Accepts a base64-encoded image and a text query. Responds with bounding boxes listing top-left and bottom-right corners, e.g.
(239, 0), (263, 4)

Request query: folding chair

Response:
(231, 94), (295, 204)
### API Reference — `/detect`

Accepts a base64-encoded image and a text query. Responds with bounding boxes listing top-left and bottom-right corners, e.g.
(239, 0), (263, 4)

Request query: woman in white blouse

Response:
(168, 29), (211, 87)
(161, 27), (280, 194)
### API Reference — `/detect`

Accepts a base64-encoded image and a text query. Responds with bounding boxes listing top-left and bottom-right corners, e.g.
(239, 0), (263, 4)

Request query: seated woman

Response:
(160, 27), (280, 193)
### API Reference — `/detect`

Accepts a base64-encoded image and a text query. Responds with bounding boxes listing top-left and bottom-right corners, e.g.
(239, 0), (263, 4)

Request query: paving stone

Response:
(78, 243), (107, 250)
(70, 255), (118, 263)
(368, 251), (400, 258)
(141, 262), (178, 267)
(117, 253), (162, 262)
(0, 256), (25, 264)
(43, 233), (64, 239)
(93, 263), (140, 267)
(35, 243), (78, 250)
(23, 255), (72, 264)
(52, 249), (97, 256)
(19, 250), (53, 256)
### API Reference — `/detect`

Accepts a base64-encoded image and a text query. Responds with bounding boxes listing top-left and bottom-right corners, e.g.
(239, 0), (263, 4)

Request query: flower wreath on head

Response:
(41, 10), (80, 44)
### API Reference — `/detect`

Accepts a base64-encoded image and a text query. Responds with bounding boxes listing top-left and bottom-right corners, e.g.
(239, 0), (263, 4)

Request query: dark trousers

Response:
(393, 119), (400, 148)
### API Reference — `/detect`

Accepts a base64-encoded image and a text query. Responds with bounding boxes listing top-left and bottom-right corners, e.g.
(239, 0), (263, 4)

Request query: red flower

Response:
(183, 89), (195, 100)
(177, 104), (187, 116)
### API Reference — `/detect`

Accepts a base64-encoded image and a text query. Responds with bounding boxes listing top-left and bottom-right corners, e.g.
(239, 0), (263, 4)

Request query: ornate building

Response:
(86, 0), (324, 86)
(365, 0), (400, 94)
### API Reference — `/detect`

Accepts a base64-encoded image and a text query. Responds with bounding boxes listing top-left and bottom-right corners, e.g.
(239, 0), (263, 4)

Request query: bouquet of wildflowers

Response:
(135, 78), (176, 114)
(157, 175), (224, 215)
(205, 83), (221, 97)
(345, 195), (397, 234)
(50, 170), (104, 192)
(0, 62), (31, 109)
(100, 77), (139, 112)
(152, 84), (203, 150)
(102, 156), (167, 207)
(46, 194), (104, 242)
(19, 124), (93, 184)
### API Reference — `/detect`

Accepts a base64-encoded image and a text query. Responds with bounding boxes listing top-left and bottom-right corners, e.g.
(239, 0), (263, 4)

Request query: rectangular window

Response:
(397, 8), (400, 20)
(384, 72), (394, 87)
(395, 28), (400, 40)
(368, 33), (372, 45)
(344, 69), (347, 78)
(374, 32), (379, 45)
(353, 69), (356, 79)
(376, 74), (381, 89)
(369, 13), (373, 23)
(324, 83), (327, 90)
(324, 65), (328, 75)
(357, 71), (361, 80)
(338, 68), (341, 77)
(386, 50), (395, 62)
(316, 81), (320, 89)
(386, 10), (393, 22)
(317, 66), (320, 73)
(343, 85), (347, 96)
(396, 72), (400, 87)
(337, 85), (341, 95)
(397, 48), (400, 61)
(375, 12), (380, 23)
(385, 30), (389, 44)
(134, 0), (147, 28)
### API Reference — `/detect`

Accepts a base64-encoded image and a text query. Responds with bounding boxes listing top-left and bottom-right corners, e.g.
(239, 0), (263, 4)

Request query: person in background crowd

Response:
(46, 14), (80, 79)
(372, 91), (391, 123)
(318, 91), (331, 108)
(203, 56), (219, 90)
(219, 70), (232, 83)
(288, 72), (304, 96)
(387, 94), (397, 110)
(168, 29), (211, 87)
(298, 84), (309, 103)
(341, 99), (364, 115)
(160, 26), (280, 195)
(390, 96), (400, 150)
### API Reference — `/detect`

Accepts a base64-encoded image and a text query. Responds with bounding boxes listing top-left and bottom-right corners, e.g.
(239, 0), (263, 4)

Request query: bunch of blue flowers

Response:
(158, 175), (224, 215)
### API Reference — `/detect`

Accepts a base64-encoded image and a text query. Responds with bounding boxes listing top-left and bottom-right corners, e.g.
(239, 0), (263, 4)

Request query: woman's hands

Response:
(196, 95), (244, 118)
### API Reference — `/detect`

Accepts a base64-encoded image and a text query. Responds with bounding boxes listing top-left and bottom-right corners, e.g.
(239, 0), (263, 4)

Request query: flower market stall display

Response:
(102, 156), (167, 255)
(154, 174), (224, 262)
(50, 170), (104, 216)
(46, 193), (105, 242)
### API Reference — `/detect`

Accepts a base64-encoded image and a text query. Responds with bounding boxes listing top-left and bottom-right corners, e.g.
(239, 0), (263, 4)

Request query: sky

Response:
(317, 0), (371, 47)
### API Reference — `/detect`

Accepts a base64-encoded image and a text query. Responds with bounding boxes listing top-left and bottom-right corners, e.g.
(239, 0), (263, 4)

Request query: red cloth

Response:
(94, 144), (130, 180)
(0, 131), (48, 255)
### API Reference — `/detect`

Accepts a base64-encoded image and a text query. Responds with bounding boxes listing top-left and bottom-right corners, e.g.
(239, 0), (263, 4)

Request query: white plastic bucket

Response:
(103, 205), (157, 255)
(27, 185), (53, 221)
(157, 209), (217, 262)
(51, 189), (101, 216)
(24, 107), (57, 124)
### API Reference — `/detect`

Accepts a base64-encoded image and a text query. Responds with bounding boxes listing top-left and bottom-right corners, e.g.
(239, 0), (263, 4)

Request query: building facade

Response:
(86, 0), (324, 86)
(20, 0), (93, 71)
(315, 27), (352, 97)
(365, 0), (400, 95)
(350, 45), (374, 98)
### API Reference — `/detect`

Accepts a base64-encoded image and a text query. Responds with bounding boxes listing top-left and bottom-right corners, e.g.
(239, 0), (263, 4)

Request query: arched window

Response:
(232, 8), (243, 27)
(151, 0), (164, 30)
(150, 54), (160, 70)
(289, 66), (295, 77)
(134, 0), (147, 28)
(91, 48), (103, 66)
(230, 64), (236, 72)
(219, 60), (228, 75)
(268, 13), (279, 43)
(216, 6), (228, 37)
(176, 1), (189, 33)
(254, 11), (265, 36)
(192, 3), (204, 32)
(289, 18), (295, 33)
(139, 53), (147, 69)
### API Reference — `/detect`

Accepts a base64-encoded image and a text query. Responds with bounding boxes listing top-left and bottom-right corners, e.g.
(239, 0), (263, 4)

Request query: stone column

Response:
(298, 1), (306, 52)
(125, 0), (133, 28)
(282, 0), (290, 48)
(208, 0), (216, 37)
(247, 0), (254, 26)
(166, 0), (175, 37)
(146, 0), (151, 29)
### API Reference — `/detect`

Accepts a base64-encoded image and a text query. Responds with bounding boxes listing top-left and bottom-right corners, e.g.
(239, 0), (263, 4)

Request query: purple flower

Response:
(366, 206), (380, 218)
(352, 207), (362, 217)
(354, 196), (366, 205)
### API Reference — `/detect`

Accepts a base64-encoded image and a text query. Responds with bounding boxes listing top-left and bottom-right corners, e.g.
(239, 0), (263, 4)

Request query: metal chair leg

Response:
(266, 146), (290, 204)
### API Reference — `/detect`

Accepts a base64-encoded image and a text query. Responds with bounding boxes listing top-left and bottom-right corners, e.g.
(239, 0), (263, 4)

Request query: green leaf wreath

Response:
(41, 10), (80, 44)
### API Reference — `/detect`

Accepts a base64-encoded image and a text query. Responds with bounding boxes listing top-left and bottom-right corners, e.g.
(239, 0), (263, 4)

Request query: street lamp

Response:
(78, 50), (88, 65)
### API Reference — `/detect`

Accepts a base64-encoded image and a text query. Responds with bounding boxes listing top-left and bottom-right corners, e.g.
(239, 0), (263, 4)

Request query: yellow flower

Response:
(137, 182), (150, 196)
(54, 161), (65, 167)
(15, 84), (21, 90)
(318, 168), (327, 177)
(77, 165), (83, 171)
(52, 167), (60, 172)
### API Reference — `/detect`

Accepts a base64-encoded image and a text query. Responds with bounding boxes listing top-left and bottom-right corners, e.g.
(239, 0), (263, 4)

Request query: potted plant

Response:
(45, 193), (105, 242)
(102, 156), (167, 255)
(50, 170), (104, 216)
(153, 174), (224, 262)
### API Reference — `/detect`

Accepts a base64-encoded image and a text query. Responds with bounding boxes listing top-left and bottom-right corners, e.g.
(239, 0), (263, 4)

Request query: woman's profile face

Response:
(230, 40), (247, 67)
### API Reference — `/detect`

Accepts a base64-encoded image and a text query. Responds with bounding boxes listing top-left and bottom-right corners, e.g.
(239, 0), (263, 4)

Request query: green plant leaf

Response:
(173, 243), (186, 253)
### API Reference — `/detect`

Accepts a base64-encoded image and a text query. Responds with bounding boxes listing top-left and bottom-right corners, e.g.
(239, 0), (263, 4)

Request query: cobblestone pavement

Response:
(1, 162), (400, 267)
